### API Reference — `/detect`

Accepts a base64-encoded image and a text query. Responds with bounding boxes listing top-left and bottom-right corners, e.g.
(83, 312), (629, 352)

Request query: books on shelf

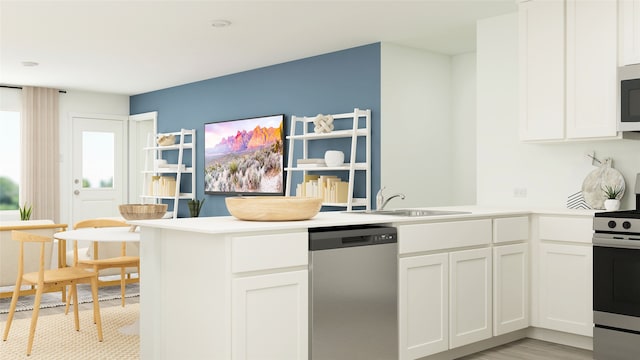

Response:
(296, 158), (326, 168)
(295, 175), (349, 203)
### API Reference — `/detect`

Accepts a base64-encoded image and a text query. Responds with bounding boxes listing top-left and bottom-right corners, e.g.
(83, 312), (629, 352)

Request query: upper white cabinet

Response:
(619, 0), (640, 65)
(519, 0), (619, 141)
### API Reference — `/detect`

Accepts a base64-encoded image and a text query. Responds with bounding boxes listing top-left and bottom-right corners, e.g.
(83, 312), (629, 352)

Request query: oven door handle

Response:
(593, 237), (640, 249)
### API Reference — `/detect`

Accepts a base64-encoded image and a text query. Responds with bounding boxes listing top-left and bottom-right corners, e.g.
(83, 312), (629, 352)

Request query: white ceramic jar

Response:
(324, 150), (344, 167)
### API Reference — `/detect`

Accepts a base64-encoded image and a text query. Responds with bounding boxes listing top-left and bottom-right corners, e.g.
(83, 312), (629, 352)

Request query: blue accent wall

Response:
(130, 43), (381, 217)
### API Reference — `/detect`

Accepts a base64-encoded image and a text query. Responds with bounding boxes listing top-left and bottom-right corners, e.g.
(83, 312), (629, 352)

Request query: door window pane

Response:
(82, 131), (114, 188)
(0, 111), (20, 209)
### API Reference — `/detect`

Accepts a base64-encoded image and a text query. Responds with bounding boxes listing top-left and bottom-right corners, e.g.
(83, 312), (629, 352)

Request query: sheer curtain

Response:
(20, 87), (60, 222)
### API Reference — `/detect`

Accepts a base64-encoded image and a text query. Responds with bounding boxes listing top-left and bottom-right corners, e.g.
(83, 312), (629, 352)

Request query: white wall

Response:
(477, 13), (640, 210)
(381, 43), (453, 208)
(58, 90), (129, 224)
(451, 53), (477, 205)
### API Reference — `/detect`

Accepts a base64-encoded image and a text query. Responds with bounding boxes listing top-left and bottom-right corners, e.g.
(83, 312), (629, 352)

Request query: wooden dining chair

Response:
(65, 218), (140, 313)
(2, 230), (103, 356)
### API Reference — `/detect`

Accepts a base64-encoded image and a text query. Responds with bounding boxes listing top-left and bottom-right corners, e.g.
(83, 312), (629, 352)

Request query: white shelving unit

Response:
(285, 108), (370, 211)
(141, 128), (196, 219)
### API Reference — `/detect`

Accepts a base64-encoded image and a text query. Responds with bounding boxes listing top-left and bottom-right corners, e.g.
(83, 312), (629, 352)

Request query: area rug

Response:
(0, 283), (140, 314)
(0, 303), (139, 359)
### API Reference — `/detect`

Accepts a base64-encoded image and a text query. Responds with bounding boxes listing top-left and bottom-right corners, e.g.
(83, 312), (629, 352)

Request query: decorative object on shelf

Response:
(324, 150), (344, 167)
(602, 184), (623, 211)
(119, 204), (167, 220)
(188, 198), (205, 217)
(582, 158), (625, 209)
(225, 196), (322, 221)
(156, 134), (176, 146)
(19, 203), (32, 221)
(296, 175), (350, 203)
(313, 114), (334, 134)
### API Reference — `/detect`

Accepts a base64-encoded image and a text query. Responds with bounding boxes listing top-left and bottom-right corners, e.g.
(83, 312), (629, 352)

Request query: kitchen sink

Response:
(354, 209), (471, 217)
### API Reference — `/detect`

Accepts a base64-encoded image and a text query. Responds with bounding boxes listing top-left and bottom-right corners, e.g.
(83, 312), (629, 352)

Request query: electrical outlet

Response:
(513, 187), (527, 198)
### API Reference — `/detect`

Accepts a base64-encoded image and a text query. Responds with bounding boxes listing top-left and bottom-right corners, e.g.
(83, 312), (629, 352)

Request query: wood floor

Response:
(2, 298), (593, 360)
(457, 338), (593, 360)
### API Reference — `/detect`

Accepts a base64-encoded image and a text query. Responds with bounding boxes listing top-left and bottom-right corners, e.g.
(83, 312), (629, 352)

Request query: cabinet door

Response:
(620, 0), (640, 66)
(449, 247), (492, 348)
(493, 243), (529, 336)
(539, 243), (593, 336)
(565, 0), (618, 138)
(232, 270), (308, 360)
(399, 253), (449, 360)
(518, 0), (565, 141)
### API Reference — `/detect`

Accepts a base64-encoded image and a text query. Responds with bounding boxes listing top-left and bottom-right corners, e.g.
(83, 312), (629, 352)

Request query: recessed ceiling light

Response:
(211, 19), (231, 28)
(21, 61), (39, 67)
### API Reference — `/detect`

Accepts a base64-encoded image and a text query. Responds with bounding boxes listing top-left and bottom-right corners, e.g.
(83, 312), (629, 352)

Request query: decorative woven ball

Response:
(313, 114), (334, 133)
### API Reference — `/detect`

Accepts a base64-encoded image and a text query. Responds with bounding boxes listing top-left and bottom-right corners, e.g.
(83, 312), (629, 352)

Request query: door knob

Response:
(74, 190), (80, 195)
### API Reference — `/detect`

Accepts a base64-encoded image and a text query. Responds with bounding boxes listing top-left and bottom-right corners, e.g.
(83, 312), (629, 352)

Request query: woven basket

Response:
(156, 134), (175, 146)
(118, 204), (168, 220)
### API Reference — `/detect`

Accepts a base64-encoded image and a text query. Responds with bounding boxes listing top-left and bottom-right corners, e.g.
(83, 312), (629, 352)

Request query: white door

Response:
(493, 243), (529, 336)
(71, 115), (127, 225)
(449, 247), (492, 349)
(399, 253), (449, 360)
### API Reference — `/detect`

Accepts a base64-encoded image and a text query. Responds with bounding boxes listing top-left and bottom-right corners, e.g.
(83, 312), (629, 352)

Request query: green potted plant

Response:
(188, 198), (205, 217)
(19, 202), (32, 220)
(602, 185), (623, 211)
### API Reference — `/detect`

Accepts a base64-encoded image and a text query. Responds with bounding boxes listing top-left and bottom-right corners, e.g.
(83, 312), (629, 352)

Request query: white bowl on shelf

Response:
(324, 150), (344, 167)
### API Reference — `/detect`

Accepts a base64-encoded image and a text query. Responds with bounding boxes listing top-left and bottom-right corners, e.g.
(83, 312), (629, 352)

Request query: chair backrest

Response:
(11, 230), (52, 284)
(0, 221), (67, 286)
(73, 218), (137, 260)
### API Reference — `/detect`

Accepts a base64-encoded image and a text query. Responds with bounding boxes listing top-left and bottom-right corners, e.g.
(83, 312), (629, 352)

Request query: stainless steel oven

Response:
(592, 173), (640, 360)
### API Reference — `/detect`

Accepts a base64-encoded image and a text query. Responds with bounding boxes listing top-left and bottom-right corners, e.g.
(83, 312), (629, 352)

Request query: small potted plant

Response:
(19, 202), (32, 220)
(188, 198), (205, 217)
(602, 185), (623, 211)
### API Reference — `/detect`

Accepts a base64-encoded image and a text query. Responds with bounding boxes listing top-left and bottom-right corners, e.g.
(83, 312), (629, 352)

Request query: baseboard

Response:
(527, 327), (593, 351)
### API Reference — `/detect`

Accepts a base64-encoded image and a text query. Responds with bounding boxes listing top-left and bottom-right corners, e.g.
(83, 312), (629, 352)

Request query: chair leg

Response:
(71, 284), (80, 331)
(64, 286), (72, 315)
(2, 279), (23, 341)
(121, 267), (126, 307)
(26, 285), (44, 356)
(90, 276), (103, 342)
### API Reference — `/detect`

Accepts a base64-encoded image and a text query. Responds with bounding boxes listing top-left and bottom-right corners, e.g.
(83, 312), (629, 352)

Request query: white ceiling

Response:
(0, 0), (516, 96)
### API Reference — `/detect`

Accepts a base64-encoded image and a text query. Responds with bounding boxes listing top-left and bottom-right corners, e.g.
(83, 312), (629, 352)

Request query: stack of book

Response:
(295, 175), (349, 203)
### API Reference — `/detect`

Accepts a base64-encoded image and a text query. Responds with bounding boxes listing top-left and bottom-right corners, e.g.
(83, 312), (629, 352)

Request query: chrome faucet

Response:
(376, 187), (406, 210)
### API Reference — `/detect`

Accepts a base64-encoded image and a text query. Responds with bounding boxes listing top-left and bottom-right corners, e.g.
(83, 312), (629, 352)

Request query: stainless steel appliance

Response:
(309, 225), (397, 360)
(618, 64), (640, 132)
(593, 173), (640, 360)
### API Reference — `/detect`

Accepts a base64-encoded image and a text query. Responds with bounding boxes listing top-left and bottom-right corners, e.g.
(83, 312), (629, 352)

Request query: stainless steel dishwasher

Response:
(309, 225), (398, 360)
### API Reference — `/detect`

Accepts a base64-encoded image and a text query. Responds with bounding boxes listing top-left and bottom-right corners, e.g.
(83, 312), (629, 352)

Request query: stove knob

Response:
(608, 220), (617, 229)
(623, 221), (632, 230)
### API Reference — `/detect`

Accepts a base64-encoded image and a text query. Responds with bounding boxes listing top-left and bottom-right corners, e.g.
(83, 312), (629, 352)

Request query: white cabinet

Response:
(492, 217), (529, 336)
(232, 270), (308, 360)
(398, 253), (449, 359)
(141, 128), (196, 218)
(285, 108), (371, 211)
(619, 0), (640, 65)
(519, 0), (619, 141)
(538, 243), (593, 337)
(449, 247), (492, 348)
(493, 243), (529, 335)
(533, 214), (593, 338)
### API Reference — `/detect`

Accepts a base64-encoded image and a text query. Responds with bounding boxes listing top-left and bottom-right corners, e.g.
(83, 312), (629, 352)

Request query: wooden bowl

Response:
(225, 196), (322, 221)
(119, 204), (168, 220)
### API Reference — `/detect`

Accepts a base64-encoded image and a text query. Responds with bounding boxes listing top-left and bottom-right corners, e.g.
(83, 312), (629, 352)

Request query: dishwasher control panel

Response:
(309, 225), (397, 250)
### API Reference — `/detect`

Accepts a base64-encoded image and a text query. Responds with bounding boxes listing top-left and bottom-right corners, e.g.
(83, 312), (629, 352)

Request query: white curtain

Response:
(20, 87), (60, 222)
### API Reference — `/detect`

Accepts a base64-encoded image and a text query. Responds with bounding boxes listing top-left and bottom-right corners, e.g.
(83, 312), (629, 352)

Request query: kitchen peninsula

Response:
(131, 207), (595, 360)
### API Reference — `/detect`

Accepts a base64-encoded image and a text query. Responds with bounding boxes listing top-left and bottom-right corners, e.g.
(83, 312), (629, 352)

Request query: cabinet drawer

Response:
(231, 231), (308, 273)
(398, 219), (492, 254)
(493, 216), (529, 243)
(538, 216), (593, 243)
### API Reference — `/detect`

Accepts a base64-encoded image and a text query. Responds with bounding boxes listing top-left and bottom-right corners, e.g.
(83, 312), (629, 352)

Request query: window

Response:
(0, 111), (21, 210)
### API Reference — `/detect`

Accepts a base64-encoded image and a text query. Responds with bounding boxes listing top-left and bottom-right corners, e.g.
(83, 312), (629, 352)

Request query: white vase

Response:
(604, 199), (620, 211)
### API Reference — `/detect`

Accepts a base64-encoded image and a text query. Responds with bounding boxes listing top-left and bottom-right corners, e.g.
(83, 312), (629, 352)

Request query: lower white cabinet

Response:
(232, 270), (308, 360)
(449, 247), (493, 348)
(399, 253), (449, 359)
(493, 243), (529, 335)
(538, 242), (593, 337)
